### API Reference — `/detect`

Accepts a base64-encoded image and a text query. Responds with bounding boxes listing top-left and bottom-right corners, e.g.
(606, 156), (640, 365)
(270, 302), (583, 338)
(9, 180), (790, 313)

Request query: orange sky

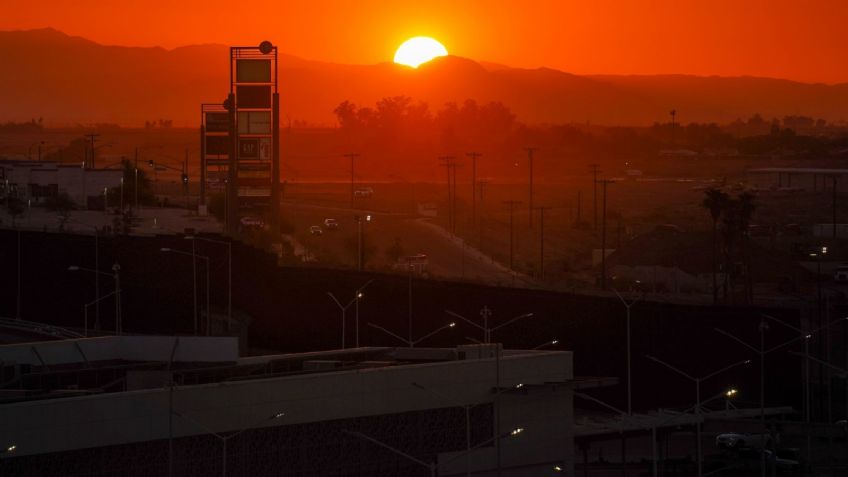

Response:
(3, 0), (848, 83)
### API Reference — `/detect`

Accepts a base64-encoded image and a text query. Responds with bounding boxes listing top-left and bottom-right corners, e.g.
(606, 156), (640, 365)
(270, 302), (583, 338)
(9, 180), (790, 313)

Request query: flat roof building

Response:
(0, 336), (581, 476)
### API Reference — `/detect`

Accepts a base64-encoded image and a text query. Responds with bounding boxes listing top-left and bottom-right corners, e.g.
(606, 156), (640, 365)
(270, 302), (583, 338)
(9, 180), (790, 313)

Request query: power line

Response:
(84, 133), (100, 169)
(502, 200), (522, 271)
(589, 163), (600, 231)
(524, 147), (538, 228)
(467, 152), (482, 227)
(343, 153), (360, 210)
(534, 206), (550, 280)
(598, 178), (615, 290)
(439, 156), (458, 233)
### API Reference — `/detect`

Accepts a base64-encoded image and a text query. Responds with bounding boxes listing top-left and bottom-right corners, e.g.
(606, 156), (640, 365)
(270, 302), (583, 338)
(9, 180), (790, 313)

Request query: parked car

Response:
(323, 218), (339, 229)
(309, 225), (323, 236)
(834, 265), (848, 282)
(716, 432), (771, 450)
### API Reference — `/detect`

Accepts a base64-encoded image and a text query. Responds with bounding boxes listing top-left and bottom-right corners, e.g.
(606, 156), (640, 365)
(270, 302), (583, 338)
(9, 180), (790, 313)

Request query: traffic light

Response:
(181, 173), (188, 185)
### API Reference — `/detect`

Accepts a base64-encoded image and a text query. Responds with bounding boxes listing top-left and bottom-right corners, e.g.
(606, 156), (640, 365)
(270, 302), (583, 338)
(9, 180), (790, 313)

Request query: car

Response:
(309, 225), (323, 236)
(834, 265), (848, 282)
(323, 218), (339, 229)
(354, 187), (374, 198)
(716, 432), (771, 450)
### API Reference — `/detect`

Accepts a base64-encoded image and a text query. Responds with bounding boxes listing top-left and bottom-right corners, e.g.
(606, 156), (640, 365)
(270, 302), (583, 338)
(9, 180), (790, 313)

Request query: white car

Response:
(309, 225), (323, 236)
(323, 218), (339, 229)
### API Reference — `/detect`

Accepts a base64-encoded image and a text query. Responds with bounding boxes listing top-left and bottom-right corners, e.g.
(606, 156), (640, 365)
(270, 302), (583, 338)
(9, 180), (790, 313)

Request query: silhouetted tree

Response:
(702, 187), (730, 304)
(6, 197), (24, 227)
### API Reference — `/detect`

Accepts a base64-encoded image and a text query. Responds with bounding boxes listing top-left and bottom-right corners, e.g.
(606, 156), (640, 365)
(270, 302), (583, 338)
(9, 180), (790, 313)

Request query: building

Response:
(0, 336), (581, 476)
(0, 160), (122, 208)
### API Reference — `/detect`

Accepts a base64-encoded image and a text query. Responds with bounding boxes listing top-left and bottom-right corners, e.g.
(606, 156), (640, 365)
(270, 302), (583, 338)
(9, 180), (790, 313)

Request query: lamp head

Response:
(68, 266), (80, 271)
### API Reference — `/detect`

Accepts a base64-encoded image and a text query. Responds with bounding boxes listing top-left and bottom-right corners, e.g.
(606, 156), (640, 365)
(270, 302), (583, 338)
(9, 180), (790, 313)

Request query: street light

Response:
(532, 339), (559, 350)
(368, 321), (456, 347)
(65, 218), (102, 329)
(185, 235), (232, 332)
(69, 264), (122, 334)
(445, 307), (534, 344)
(161, 248), (210, 335)
(342, 425), (525, 477)
(81, 290), (117, 337)
(645, 354), (751, 477)
(327, 279), (374, 348)
(173, 410), (284, 477)
(614, 286), (643, 416)
(714, 315), (848, 477)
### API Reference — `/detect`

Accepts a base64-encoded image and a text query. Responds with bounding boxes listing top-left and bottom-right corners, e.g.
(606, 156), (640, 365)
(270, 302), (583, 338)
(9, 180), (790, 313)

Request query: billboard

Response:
(236, 85), (272, 109)
(205, 112), (229, 133)
(236, 59), (271, 83)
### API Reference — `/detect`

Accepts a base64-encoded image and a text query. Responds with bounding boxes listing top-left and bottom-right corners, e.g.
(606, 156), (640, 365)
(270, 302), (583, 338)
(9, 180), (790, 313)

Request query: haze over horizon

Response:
(3, 0), (848, 84)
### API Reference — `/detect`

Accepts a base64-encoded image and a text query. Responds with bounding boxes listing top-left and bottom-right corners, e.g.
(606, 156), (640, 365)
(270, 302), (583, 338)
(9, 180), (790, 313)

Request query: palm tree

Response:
(702, 188), (729, 304)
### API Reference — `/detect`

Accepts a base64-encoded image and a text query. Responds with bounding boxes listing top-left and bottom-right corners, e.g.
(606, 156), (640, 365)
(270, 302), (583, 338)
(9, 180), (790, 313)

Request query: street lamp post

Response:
(715, 315), (848, 477)
(645, 355), (751, 477)
(185, 235), (232, 333)
(343, 426), (524, 477)
(327, 279), (374, 348)
(446, 308), (534, 344)
(161, 248), (210, 335)
(83, 291), (117, 337)
(69, 264), (122, 334)
(614, 287), (643, 416)
(368, 321), (456, 347)
(172, 410), (284, 477)
(355, 214), (372, 270)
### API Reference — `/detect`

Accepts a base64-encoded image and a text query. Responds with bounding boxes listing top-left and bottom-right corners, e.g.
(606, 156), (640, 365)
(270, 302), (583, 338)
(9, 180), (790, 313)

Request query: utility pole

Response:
(535, 206), (549, 280)
(503, 200), (522, 270)
(589, 164), (600, 230)
(467, 152), (482, 226)
(599, 179), (614, 289)
(477, 179), (489, 248)
(831, 176), (838, 239)
(85, 134), (100, 168)
(525, 148), (538, 228)
(670, 109), (677, 144)
(439, 156), (457, 233)
(134, 148), (139, 212)
(344, 153), (360, 210)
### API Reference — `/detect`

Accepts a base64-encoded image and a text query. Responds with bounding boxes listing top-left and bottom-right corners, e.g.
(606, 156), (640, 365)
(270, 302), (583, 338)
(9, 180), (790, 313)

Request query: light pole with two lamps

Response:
(446, 307), (534, 344)
(327, 279), (374, 348)
(68, 263), (122, 334)
(172, 410), (285, 477)
(368, 321), (456, 347)
(185, 235), (232, 332)
(644, 354), (751, 477)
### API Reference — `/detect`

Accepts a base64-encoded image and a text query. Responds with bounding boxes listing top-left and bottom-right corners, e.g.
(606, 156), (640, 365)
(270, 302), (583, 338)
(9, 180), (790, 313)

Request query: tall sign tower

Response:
(224, 41), (280, 233)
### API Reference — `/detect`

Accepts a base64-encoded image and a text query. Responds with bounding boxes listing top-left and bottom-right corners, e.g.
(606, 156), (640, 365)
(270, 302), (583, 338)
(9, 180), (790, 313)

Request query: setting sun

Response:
(393, 37), (448, 68)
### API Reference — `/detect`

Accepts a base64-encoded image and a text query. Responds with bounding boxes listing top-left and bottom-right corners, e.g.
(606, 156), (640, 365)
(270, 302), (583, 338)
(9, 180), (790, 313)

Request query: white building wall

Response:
(0, 349), (573, 475)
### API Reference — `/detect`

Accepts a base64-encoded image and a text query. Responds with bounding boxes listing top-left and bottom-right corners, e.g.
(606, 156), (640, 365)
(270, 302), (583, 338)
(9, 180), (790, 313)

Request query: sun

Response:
(394, 37), (448, 68)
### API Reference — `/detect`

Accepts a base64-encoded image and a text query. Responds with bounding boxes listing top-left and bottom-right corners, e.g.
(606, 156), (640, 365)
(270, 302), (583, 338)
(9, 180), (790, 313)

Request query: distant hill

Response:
(2, 28), (847, 127)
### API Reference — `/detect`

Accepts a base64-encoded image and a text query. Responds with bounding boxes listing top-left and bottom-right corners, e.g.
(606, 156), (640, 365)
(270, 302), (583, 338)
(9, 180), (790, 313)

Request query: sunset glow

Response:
(393, 37), (448, 68)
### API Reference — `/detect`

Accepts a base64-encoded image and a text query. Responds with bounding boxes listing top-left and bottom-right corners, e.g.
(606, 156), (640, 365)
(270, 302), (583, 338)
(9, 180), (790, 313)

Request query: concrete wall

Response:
(0, 349), (573, 475)
(0, 336), (239, 366)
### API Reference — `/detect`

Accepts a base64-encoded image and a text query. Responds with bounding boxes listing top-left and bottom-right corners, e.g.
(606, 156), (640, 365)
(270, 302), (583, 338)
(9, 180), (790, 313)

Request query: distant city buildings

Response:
(0, 159), (121, 208)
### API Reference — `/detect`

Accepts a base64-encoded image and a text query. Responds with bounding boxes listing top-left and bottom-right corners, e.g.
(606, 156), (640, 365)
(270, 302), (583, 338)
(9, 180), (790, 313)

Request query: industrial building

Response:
(0, 160), (122, 208)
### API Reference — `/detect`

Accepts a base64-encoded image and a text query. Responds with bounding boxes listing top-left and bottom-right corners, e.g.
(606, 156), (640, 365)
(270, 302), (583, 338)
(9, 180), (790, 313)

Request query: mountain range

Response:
(2, 28), (847, 127)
